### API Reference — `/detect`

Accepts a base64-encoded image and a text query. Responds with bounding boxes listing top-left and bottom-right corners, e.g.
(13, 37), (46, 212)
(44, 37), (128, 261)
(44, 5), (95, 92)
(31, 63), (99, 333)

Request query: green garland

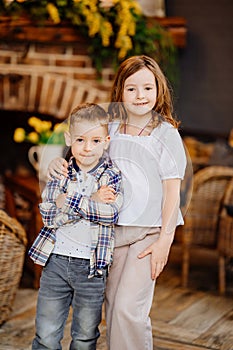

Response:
(0, 0), (177, 84)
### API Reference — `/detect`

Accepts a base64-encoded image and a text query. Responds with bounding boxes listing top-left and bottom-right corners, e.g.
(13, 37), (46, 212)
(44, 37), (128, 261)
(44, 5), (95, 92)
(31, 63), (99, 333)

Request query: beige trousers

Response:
(105, 233), (160, 350)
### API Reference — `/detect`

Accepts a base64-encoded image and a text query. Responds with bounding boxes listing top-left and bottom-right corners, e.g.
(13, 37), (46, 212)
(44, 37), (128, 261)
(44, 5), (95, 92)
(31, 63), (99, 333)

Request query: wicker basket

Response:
(0, 209), (27, 326)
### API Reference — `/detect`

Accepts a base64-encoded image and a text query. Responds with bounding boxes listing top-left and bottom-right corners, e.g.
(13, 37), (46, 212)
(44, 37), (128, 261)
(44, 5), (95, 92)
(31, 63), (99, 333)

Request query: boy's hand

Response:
(56, 193), (67, 208)
(91, 185), (116, 203)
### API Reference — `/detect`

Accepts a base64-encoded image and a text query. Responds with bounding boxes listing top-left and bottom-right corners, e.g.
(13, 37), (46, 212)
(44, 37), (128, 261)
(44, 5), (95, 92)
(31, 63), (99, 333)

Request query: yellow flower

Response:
(14, 116), (66, 145)
(89, 13), (101, 37)
(130, 0), (142, 15)
(47, 3), (60, 24)
(100, 21), (113, 47)
(54, 123), (68, 133)
(28, 116), (39, 127)
(128, 20), (136, 36)
(13, 128), (25, 143)
(118, 47), (127, 60)
(28, 117), (52, 134)
(27, 132), (40, 144)
(40, 121), (53, 133)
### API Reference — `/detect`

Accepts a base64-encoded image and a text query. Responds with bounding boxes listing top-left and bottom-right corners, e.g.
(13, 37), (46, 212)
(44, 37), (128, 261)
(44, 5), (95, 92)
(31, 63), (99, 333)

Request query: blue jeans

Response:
(32, 254), (107, 350)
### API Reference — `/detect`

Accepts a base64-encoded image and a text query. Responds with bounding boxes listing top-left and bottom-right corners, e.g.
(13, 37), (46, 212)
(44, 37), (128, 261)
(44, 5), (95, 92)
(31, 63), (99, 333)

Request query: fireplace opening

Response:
(1, 109), (61, 176)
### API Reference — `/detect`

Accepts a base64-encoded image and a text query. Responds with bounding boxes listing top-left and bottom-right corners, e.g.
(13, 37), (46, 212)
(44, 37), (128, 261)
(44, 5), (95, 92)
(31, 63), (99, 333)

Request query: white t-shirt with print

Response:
(52, 172), (95, 259)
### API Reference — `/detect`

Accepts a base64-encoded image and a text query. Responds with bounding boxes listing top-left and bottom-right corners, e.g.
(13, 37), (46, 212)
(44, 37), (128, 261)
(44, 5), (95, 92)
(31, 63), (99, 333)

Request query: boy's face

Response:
(65, 120), (110, 172)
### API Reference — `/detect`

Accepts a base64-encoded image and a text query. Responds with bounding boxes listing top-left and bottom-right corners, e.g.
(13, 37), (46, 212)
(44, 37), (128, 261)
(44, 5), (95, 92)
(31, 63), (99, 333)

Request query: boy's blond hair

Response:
(69, 103), (109, 131)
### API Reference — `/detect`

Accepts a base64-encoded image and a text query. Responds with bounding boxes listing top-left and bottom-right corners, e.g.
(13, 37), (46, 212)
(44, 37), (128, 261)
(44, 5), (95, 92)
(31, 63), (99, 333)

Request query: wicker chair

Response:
(180, 165), (233, 288)
(218, 178), (233, 294)
(0, 209), (27, 325)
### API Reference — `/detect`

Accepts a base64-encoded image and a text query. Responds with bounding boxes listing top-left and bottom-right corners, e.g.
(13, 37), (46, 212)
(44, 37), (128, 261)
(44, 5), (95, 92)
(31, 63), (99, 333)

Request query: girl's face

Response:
(123, 68), (157, 117)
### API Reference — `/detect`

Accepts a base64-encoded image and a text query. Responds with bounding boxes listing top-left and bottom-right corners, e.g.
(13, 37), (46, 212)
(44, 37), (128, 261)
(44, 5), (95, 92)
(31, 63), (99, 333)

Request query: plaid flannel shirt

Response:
(28, 157), (123, 277)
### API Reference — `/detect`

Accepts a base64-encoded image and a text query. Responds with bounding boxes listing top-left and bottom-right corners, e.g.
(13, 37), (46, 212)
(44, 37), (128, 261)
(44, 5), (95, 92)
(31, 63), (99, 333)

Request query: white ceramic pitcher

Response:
(28, 144), (64, 182)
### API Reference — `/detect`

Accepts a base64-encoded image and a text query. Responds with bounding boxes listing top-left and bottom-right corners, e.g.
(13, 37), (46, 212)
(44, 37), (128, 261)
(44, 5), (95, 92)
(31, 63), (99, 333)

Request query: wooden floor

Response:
(0, 245), (233, 350)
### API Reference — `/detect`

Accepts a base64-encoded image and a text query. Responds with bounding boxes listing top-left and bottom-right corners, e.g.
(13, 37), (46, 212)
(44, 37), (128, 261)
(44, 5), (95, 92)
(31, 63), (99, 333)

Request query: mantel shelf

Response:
(0, 16), (187, 48)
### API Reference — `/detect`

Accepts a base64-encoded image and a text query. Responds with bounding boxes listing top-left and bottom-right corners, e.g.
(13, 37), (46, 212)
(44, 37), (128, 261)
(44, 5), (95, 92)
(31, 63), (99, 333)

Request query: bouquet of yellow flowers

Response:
(0, 0), (176, 82)
(13, 116), (67, 145)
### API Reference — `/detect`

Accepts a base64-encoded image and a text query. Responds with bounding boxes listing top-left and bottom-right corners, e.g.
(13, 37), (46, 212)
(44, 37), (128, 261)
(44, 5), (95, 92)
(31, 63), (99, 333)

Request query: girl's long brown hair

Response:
(108, 55), (180, 129)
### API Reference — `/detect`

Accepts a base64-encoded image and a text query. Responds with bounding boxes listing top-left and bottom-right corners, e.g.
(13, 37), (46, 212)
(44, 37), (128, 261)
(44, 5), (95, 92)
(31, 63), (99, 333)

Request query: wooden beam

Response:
(148, 16), (187, 48)
(0, 16), (187, 48)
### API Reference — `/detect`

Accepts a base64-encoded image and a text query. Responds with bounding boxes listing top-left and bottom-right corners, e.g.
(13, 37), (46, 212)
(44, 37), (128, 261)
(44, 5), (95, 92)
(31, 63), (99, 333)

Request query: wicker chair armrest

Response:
(0, 209), (27, 246)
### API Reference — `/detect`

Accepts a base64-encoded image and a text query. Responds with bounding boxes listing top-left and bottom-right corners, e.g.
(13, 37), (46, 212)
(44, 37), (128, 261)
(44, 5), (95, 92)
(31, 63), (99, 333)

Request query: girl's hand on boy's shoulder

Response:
(48, 157), (68, 180)
(91, 185), (116, 203)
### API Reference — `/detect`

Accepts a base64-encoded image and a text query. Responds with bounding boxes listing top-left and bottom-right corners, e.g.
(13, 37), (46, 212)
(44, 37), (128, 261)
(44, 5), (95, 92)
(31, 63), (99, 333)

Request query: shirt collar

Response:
(68, 156), (110, 181)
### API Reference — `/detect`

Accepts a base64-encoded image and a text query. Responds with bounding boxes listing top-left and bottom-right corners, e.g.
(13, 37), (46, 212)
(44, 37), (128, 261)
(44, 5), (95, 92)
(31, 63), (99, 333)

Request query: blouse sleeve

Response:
(158, 126), (187, 180)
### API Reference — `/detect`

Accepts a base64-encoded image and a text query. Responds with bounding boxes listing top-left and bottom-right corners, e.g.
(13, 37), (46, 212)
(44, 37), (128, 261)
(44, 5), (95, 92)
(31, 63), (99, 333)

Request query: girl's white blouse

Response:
(108, 121), (187, 227)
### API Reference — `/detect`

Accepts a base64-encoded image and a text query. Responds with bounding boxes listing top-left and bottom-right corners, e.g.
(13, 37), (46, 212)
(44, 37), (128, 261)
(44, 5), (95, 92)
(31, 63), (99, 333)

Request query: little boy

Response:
(29, 103), (123, 350)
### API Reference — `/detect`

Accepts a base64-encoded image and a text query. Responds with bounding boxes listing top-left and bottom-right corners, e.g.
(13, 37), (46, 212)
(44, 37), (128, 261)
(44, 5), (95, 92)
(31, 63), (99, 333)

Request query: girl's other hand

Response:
(91, 185), (116, 203)
(47, 157), (68, 180)
(137, 235), (173, 280)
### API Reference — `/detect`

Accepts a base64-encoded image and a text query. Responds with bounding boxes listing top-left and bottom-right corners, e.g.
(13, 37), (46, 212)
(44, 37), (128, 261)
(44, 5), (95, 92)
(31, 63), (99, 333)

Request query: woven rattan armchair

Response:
(218, 178), (233, 294)
(180, 166), (233, 288)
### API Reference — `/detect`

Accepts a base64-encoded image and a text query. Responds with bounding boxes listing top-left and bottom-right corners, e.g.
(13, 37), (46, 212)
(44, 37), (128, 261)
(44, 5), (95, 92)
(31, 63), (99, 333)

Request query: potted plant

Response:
(14, 116), (67, 181)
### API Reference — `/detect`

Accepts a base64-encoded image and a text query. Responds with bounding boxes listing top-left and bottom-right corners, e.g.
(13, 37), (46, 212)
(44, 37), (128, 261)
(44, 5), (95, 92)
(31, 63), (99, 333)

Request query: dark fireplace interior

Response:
(1, 109), (61, 176)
